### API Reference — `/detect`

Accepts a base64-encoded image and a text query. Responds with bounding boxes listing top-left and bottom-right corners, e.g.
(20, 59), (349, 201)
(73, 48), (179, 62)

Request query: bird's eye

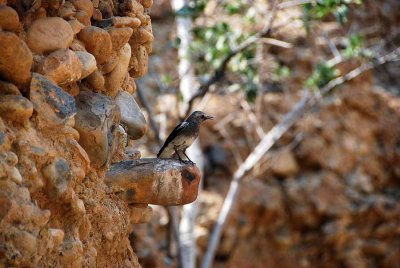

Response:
(201, 115), (205, 119)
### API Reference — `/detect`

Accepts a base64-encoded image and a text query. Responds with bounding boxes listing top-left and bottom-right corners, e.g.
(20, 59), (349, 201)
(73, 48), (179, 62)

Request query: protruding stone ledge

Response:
(105, 158), (201, 205)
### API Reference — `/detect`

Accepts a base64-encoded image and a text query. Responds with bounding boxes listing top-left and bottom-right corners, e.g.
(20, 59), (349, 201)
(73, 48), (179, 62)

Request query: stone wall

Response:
(0, 0), (155, 266)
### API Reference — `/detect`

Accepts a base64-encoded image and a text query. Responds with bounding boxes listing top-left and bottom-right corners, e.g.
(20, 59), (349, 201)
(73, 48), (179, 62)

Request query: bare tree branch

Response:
(200, 47), (400, 268)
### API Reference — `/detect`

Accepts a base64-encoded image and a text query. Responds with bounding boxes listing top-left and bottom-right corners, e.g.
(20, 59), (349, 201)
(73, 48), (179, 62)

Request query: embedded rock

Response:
(104, 43), (131, 96)
(0, 6), (20, 32)
(0, 31), (33, 86)
(105, 158), (201, 205)
(74, 91), (121, 168)
(26, 17), (74, 54)
(115, 90), (147, 139)
(129, 45), (148, 78)
(78, 26), (112, 64)
(75, 51), (97, 79)
(0, 80), (20, 95)
(36, 49), (83, 85)
(29, 73), (77, 126)
(108, 27), (134, 51)
(84, 69), (105, 92)
(0, 95), (33, 124)
(42, 157), (71, 198)
(70, 0), (94, 18)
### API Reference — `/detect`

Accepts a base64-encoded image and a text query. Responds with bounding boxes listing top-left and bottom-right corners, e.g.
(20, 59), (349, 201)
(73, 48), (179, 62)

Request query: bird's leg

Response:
(174, 148), (184, 162)
(183, 149), (194, 164)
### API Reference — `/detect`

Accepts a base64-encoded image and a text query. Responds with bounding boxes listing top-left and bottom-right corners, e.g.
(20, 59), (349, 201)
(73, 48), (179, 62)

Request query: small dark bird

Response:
(157, 111), (213, 163)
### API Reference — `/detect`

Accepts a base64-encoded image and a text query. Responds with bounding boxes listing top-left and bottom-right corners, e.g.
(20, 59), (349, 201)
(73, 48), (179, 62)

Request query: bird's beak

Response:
(204, 114), (214, 120)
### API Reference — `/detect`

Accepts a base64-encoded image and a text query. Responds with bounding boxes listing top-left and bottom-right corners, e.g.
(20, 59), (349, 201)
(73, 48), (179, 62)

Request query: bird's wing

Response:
(157, 121), (189, 157)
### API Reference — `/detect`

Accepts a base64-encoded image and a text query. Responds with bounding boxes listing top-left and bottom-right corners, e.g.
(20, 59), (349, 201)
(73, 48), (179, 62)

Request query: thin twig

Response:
(200, 47), (400, 268)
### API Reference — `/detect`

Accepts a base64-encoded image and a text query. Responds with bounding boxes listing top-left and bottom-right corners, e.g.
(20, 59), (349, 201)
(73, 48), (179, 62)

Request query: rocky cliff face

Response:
(0, 0), (154, 266)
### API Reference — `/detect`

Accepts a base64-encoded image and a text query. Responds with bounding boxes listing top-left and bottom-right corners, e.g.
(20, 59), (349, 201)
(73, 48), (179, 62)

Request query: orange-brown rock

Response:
(108, 27), (134, 51)
(105, 158), (201, 205)
(78, 26), (112, 64)
(36, 49), (83, 85)
(0, 6), (20, 32)
(104, 43), (131, 96)
(26, 17), (74, 54)
(129, 45), (148, 77)
(140, 0), (153, 9)
(0, 95), (33, 124)
(0, 31), (32, 86)
(0, 80), (20, 95)
(84, 69), (105, 92)
(70, 0), (94, 18)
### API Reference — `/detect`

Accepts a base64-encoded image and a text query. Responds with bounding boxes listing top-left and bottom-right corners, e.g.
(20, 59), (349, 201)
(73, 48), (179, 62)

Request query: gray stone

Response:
(115, 90), (147, 140)
(29, 73), (77, 125)
(74, 91), (121, 168)
(74, 51), (97, 79)
(43, 157), (71, 197)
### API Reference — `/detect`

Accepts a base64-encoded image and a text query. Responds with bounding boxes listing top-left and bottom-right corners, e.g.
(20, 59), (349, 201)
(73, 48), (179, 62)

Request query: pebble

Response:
(140, 0), (153, 9)
(0, 31), (33, 86)
(26, 17), (74, 54)
(68, 18), (85, 34)
(36, 49), (83, 85)
(105, 43), (131, 96)
(43, 157), (71, 197)
(0, 95), (33, 123)
(108, 27), (133, 51)
(78, 26), (112, 64)
(70, 0), (94, 18)
(0, 6), (20, 32)
(100, 53), (119, 74)
(29, 73), (77, 125)
(0, 80), (21, 95)
(58, 2), (76, 19)
(84, 69), (105, 92)
(76, 10), (91, 26)
(130, 27), (154, 46)
(75, 51), (97, 79)
(115, 90), (147, 139)
(74, 90), (121, 168)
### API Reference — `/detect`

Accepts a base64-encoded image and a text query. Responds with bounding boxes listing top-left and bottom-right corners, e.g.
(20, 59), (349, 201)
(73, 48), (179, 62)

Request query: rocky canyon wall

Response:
(0, 0), (154, 266)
